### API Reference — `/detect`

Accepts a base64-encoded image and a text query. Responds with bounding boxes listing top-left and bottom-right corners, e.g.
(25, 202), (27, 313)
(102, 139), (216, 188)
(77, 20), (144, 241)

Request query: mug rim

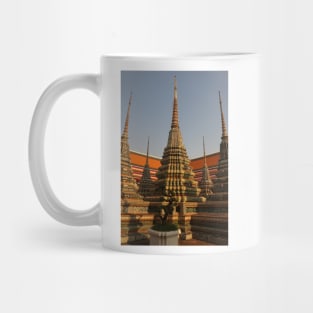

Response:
(101, 52), (259, 60)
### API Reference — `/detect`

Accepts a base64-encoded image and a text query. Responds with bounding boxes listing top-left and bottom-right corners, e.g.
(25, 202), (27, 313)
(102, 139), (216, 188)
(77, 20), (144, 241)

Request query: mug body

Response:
(100, 53), (260, 254)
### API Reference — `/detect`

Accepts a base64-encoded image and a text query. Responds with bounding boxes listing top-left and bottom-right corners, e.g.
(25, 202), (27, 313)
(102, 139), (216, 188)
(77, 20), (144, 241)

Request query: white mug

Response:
(29, 53), (260, 254)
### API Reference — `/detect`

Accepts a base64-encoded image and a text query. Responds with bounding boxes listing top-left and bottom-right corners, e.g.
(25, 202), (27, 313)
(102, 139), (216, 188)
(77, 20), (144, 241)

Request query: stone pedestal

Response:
(148, 229), (179, 245)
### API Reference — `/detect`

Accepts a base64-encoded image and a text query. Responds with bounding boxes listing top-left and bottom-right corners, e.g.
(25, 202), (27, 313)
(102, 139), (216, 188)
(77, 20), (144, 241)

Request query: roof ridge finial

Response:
(219, 91), (228, 137)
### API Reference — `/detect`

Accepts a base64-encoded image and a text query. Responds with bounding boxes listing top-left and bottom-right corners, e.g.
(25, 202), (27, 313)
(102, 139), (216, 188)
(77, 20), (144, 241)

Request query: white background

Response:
(1, 0), (313, 312)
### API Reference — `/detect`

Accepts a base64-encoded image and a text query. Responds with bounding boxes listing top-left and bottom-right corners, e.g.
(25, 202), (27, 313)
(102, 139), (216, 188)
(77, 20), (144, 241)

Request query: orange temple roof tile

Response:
(130, 151), (161, 169)
(130, 151), (220, 170)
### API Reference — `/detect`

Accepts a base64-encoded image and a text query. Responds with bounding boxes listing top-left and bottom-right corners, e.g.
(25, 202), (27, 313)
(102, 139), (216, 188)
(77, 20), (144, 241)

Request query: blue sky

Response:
(121, 71), (228, 159)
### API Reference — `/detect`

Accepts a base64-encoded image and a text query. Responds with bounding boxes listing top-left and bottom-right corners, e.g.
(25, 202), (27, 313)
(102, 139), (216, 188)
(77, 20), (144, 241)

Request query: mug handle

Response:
(29, 74), (101, 226)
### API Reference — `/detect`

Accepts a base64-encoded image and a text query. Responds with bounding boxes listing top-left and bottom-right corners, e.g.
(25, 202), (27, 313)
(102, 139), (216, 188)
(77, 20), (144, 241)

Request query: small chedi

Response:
(191, 92), (228, 244)
(138, 137), (154, 198)
(198, 136), (214, 198)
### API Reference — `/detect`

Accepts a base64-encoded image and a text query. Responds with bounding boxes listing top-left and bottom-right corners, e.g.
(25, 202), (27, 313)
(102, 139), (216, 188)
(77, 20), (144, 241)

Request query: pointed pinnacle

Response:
(145, 136), (150, 165)
(219, 91), (228, 137)
(203, 136), (207, 167)
(122, 92), (132, 137)
(171, 76), (179, 129)
(174, 75), (178, 100)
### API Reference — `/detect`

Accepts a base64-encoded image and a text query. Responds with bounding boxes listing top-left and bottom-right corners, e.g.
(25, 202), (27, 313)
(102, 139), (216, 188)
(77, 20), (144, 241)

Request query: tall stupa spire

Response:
(121, 92), (144, 207)
(122, 92), (132, 138)
(219, 91), (228, 138)
(212, 91), (228, 200)
(218, 91), (228, 161)
(171, 76), (179, 129)
(155, 77), (203, 203)
(167, 77), (183, 147)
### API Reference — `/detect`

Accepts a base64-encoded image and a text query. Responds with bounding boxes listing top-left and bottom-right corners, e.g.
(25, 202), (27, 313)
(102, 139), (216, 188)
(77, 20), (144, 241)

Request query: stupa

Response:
(211, 91), (228, 200)
(121, 93), (146, 212)
(138, 137), (154, 198)
(199, 136), (214, 198)
(155, 77), (203, 203)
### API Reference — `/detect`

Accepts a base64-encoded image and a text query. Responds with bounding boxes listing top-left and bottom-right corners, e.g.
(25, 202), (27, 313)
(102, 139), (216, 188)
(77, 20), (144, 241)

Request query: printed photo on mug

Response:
(120, 71), (228, 246)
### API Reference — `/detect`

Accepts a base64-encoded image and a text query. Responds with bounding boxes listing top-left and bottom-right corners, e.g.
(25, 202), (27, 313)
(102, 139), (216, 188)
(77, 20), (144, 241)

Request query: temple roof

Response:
(190, 152), (220, 170)
(130, 150), (220, 170)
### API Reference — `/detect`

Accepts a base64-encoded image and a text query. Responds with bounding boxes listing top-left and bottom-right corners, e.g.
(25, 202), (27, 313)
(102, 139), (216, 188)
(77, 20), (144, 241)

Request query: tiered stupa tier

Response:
(199, 137), (214, 198)
(121, 94), (144, 207)
(138, 137), (154, 198)
(155, 77), (203, 203)
(212, 91), (228, 200)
